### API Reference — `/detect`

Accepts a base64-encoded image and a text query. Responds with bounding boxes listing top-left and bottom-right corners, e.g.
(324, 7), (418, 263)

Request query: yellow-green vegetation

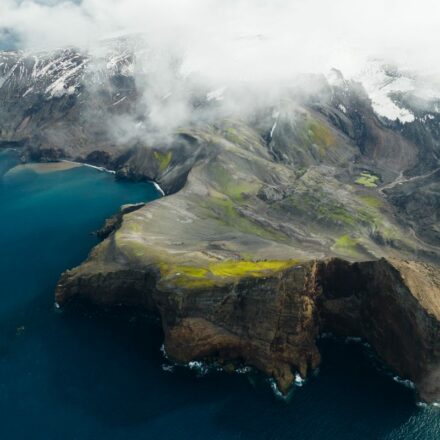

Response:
(360, 195), (383, 209)
(291, 116), (337, 157)
(288, 188), (401, 246)
(332, 234), (361, 258)
(201, 195), (285, 241)
(209, 259), (299, 277)
(355, 172), (380, 188)
(307, 120), (335, 149)
(160, 259), (301, 289)
(288, 191), (360, 227)
(208, 162), (256, 200)
(224, 127), (242, 146)
(222, 121), (264, 151)
(154, 151), (172, 173)
(114, 231), (148, 258)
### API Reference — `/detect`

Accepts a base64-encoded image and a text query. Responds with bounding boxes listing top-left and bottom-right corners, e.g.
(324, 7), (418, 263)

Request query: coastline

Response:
(61, 159), (166, 196)
(61, 159), (116, 174)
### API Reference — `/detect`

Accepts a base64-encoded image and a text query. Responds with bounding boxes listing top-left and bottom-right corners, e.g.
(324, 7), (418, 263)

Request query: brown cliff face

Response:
(317, 258), (440, 402)
(157, 263), (322, 394)
(56, 257), (440, 401)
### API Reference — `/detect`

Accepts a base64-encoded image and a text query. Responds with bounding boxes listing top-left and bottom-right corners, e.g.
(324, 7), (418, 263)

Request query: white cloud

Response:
(1, 0), (440, 80)
(2, 0), (440, 130)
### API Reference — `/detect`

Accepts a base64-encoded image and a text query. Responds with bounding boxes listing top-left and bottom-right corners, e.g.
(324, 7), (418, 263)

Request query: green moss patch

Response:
(331, 234), (361, 258)
(201, 195), (284, 241)
(209, 259), (300, 277)
(288, 190), (358, 227)
(154, 151), (172, 173)
(222, 121), (265, 152)
(293, 117), (337, 156)
(224, 127), (242, 145)
(208, 163), (256, 200)
(360, 195), (383, 209)
(355, 172), (380, 188)
(307, 120), (336, 149)
(159, 259), (301, 289)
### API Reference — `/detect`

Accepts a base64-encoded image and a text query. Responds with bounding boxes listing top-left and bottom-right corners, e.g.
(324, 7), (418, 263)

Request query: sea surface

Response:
(0, 150), (439, 439)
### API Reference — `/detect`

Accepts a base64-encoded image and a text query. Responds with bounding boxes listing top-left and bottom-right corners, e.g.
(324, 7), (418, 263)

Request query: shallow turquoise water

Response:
(0, 150), (439, 439)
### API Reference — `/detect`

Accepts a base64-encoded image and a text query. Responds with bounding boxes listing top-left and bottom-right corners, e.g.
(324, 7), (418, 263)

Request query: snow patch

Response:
(112, 96), (127, 106)
(22, 87), (34, 97)
(356, 62), (415, 123)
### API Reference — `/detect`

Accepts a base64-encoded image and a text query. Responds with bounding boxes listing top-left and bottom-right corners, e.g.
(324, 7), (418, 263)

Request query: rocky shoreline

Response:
(55, 251), (440, 402)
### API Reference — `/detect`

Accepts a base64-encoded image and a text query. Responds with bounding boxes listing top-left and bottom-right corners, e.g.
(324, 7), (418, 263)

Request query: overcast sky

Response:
(1, 0), (440, 81)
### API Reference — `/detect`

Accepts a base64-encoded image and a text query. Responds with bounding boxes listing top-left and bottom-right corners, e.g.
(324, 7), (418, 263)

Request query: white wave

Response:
(187, 360), (209, 375)
(269, 378), (286, 399)
(392, 375), (416, 390)
(161, 364), (175, 373)
(152, 181), (165, 196)
(236, 366), (252, 375)
(61, 160), (116, 174)
(82, 163), (116, 174)
(160, 343), (169, 359)
(294, 373), (305, 387)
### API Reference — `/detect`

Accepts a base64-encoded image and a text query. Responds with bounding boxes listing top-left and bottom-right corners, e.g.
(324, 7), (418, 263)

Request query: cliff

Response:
(55, 252), (440, 401)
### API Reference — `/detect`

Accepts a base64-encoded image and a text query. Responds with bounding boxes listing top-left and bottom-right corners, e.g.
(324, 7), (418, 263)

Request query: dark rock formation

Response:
(56, 257), (440, 400)
(96, 203), (145, 239)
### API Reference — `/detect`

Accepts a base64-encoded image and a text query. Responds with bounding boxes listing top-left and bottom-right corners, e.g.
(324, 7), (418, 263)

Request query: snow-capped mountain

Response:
(0, 36), (139, 101)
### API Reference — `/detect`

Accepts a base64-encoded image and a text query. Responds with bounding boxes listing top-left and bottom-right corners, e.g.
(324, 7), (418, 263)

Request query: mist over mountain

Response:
(3, 0), (440, 76)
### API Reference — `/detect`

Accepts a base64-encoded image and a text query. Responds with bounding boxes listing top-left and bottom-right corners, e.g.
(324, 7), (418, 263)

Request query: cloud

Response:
(2, 0), (440, 80)
(2, 0), (440, 140)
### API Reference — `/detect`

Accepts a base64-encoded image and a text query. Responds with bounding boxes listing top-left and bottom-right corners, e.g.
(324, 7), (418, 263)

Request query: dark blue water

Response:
(0, 150), (439, 439)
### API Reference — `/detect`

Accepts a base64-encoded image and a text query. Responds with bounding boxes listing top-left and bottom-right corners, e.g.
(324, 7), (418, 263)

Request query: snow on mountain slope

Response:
(0, 38), (136, 102)
(356, 61), (416, 123)
(355, 60), (440, 124)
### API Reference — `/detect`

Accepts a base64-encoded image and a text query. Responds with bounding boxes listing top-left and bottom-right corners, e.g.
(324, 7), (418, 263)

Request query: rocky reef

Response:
(2, 43), (440, 401)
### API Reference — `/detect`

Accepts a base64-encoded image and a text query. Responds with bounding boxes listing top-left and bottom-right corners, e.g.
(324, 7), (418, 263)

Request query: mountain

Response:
(1, 40), (440, 402)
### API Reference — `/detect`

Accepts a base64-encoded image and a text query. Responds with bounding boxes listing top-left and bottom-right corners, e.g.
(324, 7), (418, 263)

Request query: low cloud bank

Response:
(2, 0), (440, 80)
